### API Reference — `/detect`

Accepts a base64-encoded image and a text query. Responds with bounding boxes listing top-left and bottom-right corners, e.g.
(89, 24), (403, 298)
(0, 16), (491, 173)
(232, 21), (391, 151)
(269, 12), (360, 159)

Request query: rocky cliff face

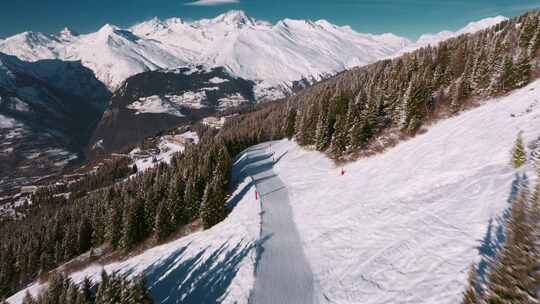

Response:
(88, 66), (255, 157)
(0, 53), (110, 195)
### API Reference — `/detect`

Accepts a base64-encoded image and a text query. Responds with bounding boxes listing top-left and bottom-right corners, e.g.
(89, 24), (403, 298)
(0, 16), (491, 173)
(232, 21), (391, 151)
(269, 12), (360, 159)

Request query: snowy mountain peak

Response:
(416, 15), (508, 46)
(57, 27), (78, 41)
(212, 10), (255, 27)
(0, 12), (508, 94)
(97, 24), (120, 36)
(12, 31), (53, 44)
(393, 15), (508, 57)
(166, 17), (184, 25)
(459, 15), (508, 34)
(59, 27), (78, 37)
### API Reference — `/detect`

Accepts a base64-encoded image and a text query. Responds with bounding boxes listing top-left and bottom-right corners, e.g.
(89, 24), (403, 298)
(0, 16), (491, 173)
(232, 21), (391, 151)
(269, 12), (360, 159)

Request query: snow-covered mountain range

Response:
(0, 11), (507, 99)
(396, 16), (508, 55)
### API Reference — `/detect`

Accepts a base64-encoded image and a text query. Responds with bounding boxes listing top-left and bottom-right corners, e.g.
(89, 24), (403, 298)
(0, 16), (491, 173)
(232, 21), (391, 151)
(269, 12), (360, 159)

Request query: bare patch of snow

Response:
(217, 93), (247, 110)
(208, 76), (229, 84)
(0, 114), (19, 128)
(165, 91), (208, 109)
(127, 95), (184, 117)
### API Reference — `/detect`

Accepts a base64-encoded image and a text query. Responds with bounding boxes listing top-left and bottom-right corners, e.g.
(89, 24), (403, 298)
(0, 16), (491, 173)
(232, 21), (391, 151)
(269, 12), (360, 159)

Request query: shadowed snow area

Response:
(8, 80), (540, 304)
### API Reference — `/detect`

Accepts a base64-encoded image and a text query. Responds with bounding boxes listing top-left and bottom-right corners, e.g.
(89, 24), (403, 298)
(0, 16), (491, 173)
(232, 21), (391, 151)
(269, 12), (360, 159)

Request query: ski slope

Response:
(242, 146), (315, 304)
(269, 81), (540, 303)
(8, 81), (540, 303)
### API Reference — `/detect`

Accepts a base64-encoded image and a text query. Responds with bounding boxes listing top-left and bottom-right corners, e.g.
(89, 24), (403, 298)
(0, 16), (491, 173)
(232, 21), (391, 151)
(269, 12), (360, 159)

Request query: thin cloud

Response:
(186, 0), (240, 6)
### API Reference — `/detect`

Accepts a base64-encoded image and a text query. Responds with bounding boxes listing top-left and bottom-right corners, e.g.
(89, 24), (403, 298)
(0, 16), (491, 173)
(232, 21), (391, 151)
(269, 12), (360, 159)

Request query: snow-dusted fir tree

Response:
(472, 49), (491, 95)
(520, 16), (538, 50)
(154, 200), (173, 242)
(461, 264), (481, 304)
(514, 52), (532, 89)
(315, 100), (331, 151)
(284, 107), (297, 139)
(450, 77), (465, 113)
(486, 186), (539, 304)
(398, 80), (413, 130)
(511, 131), (527, 168)
(330, 114), (349, 157)
(200, 171), (227, 229)
(501, 55), (516, 92)
(485, 181), (539, 304)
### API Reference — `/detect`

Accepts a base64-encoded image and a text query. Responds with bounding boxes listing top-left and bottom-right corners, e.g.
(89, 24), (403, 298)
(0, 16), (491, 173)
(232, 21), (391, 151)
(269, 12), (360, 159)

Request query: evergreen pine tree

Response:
(200, 172), (227, 229)
(485, 183), (538, 304)
(514, 52), (531, 88)
(461, 264), (481, 304)
(329, 114), (349, 158)
(315, 100), (331, 151)
(511, 132), (527, 168)
(128, 277), (152, 304)
(502, 55), (516, 92)
(22, 291), (35, 304)
(154, 200), (173, 242)
(520, 16), (537, 49)
(80, 277), (93, 304)
(285, 107), (297, 140)
(106, 200), (123, 249)
(77, 217), (93, 253)
(121, 198), (149, 251)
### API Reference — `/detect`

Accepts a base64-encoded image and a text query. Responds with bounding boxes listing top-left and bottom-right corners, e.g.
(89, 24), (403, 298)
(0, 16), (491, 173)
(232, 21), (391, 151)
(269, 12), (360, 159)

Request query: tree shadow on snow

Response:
(476, 173), (529, 285)
(227, 179), (255, 209)
(231, 153), (274, 186)
(143, 239), (256, 304)
(274, 150), (288, 164)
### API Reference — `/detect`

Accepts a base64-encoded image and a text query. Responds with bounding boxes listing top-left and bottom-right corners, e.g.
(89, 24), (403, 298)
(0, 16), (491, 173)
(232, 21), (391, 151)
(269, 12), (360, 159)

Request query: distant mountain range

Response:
(0, 11), (508, 196)
(0, 11), (506, 99)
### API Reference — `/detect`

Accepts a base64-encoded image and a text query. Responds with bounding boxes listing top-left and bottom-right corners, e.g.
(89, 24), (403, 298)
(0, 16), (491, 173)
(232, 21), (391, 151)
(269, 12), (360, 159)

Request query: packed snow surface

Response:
(0, 11), (505, 96)
(242, 146), (315, 304)
(9, 79), (540, 304)
(268, 81), (540, 303)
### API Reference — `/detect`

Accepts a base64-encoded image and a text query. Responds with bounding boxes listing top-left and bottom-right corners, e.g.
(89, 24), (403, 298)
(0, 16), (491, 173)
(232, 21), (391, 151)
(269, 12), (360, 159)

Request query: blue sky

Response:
(1, 0), (539, 39)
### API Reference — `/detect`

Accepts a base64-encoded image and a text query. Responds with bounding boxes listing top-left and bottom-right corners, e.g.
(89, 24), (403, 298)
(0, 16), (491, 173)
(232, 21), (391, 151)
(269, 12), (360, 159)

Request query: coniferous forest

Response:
(17, 271), (152, 304)
(2, 9), (540, 302)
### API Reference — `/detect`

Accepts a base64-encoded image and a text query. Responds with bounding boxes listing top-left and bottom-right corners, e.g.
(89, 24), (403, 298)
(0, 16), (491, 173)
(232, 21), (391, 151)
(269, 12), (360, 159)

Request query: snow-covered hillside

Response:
(8, 78), (540, 304)
(0, 11), (506, 98)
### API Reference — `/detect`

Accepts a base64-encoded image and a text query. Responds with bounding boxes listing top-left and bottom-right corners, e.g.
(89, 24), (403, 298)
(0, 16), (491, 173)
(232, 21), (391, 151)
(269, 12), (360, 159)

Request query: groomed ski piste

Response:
(8, 80), (540, 303)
